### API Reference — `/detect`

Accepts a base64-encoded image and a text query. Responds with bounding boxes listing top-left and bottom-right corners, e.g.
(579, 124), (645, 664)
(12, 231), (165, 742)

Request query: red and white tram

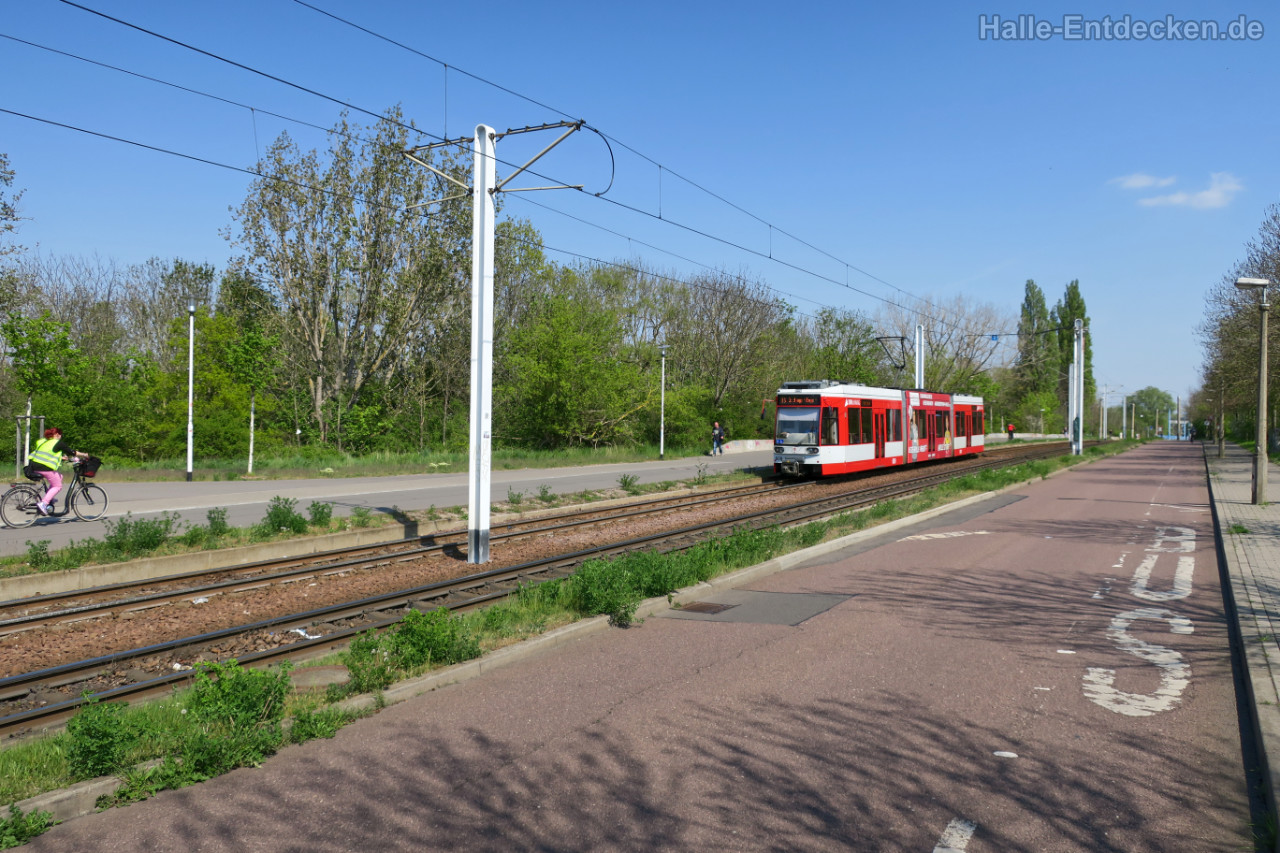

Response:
(773, 380), (984, 477)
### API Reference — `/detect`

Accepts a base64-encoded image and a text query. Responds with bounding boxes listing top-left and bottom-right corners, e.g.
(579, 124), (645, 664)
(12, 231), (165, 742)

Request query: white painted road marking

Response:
(1083, 607), (1194, 716)
(1130, 554), (1194, 602)
(900, 531), (991, 542)
(933, 818), (977, 852)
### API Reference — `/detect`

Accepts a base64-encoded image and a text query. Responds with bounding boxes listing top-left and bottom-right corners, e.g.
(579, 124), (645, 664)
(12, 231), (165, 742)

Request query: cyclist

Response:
(27, 427), (88, 516)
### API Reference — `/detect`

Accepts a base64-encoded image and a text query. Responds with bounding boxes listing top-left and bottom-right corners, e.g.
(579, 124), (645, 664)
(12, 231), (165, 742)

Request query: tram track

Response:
(0, 478), (801, 633)
(0, 441), (1072, 740)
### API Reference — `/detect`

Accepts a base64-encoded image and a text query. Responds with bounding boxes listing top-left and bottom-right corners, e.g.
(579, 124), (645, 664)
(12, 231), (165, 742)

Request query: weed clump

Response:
(0, 805), (52, 848)
(336, 608), (482, 698)
(66, 695), (137, 780)
(255, 497), (308, 537)
(307, 501), (333, 528)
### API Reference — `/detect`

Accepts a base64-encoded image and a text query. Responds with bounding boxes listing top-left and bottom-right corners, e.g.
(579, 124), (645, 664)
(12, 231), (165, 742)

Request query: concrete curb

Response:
(1203, 456), (1280, 852)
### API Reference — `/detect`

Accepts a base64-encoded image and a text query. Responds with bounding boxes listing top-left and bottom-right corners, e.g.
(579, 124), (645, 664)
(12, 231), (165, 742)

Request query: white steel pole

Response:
(1256, 295), (1269, 503)
(468, 125), (496, 564)
(659, 346), (666, 460)
(914, 324), (924, 389)
(1073, 318), (1084, 454)
(186, 302), (195, 482)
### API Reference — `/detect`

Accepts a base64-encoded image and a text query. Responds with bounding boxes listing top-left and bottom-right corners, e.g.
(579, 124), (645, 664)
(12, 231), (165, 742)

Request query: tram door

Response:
(874, 410), (886, 459)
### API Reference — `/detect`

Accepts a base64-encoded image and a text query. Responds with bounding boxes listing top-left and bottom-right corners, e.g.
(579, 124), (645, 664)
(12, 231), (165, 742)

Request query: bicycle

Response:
(0, 457), (109, 528)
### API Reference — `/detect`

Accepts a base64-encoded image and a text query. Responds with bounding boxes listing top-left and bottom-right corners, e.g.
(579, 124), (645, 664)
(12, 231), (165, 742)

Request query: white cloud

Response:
(1138, 172), (1243, 209)
(1110, 173), (1177, 189)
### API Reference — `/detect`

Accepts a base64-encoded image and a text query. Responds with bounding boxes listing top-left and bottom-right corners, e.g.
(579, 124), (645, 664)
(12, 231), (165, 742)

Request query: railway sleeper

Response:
(46, 668), (108, 690)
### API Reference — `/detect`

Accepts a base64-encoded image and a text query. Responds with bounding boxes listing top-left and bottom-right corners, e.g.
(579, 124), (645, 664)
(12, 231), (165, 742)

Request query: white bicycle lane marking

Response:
(1084, 525), (1196, 717)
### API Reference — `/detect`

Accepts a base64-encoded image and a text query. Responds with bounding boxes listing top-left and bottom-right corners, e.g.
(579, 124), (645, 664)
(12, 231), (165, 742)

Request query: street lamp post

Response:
(1237, 277), (1272, 504)
(186, 302), (195, 483)
(659, 344), (667, 460)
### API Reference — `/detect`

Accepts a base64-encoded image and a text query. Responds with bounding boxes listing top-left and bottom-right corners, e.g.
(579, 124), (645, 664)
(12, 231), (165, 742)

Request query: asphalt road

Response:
(0, 449), (774, 558)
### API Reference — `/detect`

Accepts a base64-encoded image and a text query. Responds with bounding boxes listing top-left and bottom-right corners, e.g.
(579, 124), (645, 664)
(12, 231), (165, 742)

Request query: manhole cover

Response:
(679, 601), (738, 614)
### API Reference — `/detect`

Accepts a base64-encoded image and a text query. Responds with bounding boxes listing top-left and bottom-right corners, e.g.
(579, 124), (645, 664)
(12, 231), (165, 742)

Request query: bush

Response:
(389, 607), (481, 669)
(187, 660), (291, 732)
(179, 526), (208, 548)
(255, 496), (308, 537)
(338, 609), (481, 698)
(343, 630), (395, 694)
(569, 558), (643, 626)
(307, 501), (333, 528)
(350, 506), (373, 528)
(206, 507), (230, 538)
(65, 696), (136, 780)
(102, 512), (180, 558)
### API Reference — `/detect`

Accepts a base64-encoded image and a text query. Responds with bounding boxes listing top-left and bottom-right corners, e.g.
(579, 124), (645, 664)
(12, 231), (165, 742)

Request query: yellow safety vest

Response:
(28, 437), (61, 470)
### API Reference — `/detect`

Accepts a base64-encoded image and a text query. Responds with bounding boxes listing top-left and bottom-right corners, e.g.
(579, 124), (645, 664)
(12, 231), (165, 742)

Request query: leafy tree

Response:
(0, 153), (25, 314)
(2, 312), (75, 453)
(497, 292), (647, 448)
(229, 107), (469, 448)
(215, 266), (282, 471)
(1053, 280), (1094, 416)
(1014, 280), (1060, 401)
(0, 153), (24, 258)
(1129, 386), (1176, 436)
(667, 271), (792, 409)
(1017, 389), (1062, 435)
(802, 307), (884, 384)
(1196, 204), (1280, 438)
(225, 326), (280, 472)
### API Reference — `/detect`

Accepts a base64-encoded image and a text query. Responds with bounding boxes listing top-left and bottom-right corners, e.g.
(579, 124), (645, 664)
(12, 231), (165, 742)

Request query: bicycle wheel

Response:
(72, 483), (109, 522)
(0, 486), (43, 529)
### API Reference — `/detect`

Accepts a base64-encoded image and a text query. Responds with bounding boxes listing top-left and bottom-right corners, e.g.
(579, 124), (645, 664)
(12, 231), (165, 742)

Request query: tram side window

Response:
(959, 411), (969, 438)
(822, 407), (840, 445)
(936, 412), (950, 439)
(912, 410), (927, 441)
(975, 411), (984, 435)
(888, 409), (902, 442)
(851, 407), (871, 443)
(847, 408), (862, 444)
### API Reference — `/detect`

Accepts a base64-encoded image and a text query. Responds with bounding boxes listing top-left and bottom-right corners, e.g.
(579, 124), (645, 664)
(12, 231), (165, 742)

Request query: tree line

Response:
(1194, 204), (1280, 443)
(0, 111), (1109, 467)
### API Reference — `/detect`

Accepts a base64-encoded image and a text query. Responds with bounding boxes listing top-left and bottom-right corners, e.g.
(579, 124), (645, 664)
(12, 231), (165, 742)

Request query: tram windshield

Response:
(776, 407), (819, 446)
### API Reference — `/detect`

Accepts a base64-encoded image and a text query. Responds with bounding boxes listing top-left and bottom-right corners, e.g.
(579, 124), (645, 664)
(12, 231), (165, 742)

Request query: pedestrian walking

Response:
(712, 421), (726, 455)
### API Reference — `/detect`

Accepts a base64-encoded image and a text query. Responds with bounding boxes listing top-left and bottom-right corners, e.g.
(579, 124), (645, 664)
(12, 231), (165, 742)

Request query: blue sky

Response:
(3, 1), (1277, 403)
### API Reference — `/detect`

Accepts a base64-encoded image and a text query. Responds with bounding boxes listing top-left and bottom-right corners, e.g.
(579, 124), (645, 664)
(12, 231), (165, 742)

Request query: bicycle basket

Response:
(80, 456), (102, 477)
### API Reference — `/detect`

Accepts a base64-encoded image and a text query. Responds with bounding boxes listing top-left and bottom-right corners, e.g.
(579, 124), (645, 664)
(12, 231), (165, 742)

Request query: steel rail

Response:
(0, 478), (803, 634)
